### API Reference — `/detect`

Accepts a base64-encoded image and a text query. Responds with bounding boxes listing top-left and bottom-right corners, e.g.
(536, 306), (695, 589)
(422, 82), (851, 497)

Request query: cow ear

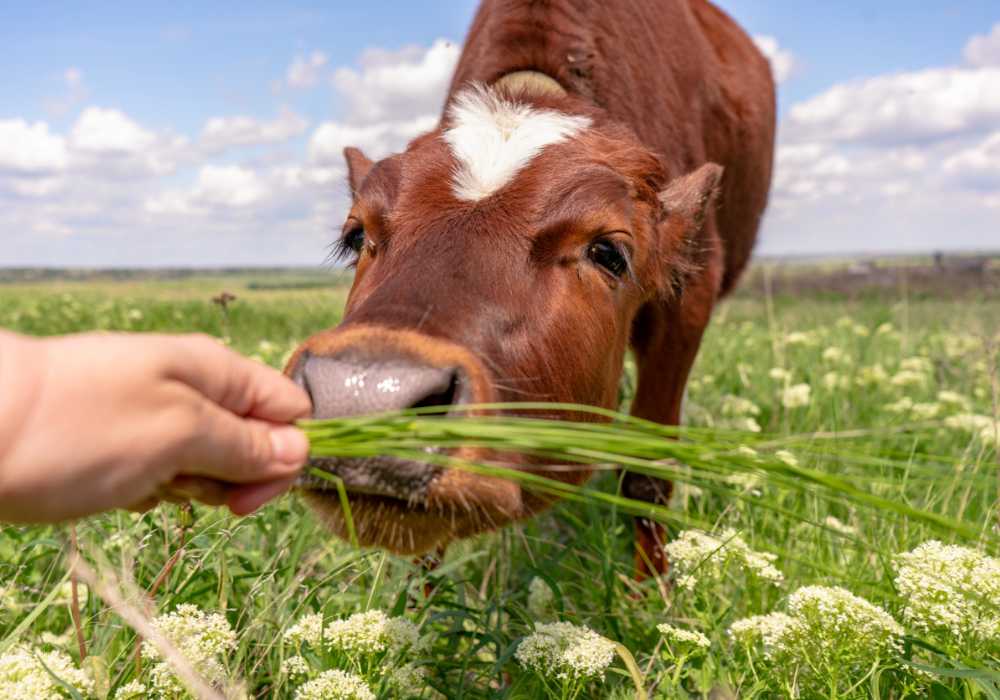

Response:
(344, 147), (374, 196)
(658, 163), (724, 233)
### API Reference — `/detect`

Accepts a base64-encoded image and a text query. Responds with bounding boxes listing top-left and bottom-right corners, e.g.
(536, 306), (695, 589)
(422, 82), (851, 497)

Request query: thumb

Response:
(178, 400), (310, 484)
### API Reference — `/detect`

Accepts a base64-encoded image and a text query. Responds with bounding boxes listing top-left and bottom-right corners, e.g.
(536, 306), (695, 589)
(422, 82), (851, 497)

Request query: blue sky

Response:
(2, 2), (999, 266)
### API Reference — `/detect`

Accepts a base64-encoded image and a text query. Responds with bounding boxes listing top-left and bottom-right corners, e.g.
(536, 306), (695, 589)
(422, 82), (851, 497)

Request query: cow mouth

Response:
(296, 453), (443, 506)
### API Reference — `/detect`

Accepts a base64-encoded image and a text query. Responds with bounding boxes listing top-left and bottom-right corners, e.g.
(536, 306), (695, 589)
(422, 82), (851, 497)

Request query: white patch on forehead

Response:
(442, 85), (591, 202)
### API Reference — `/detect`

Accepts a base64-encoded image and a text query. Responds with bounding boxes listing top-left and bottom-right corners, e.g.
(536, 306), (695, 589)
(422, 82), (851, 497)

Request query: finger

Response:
(178, 400), (308, 484)
(226, 476), (297, 516)
(164, 335), (312, 423)
(163, 476), (231, 506)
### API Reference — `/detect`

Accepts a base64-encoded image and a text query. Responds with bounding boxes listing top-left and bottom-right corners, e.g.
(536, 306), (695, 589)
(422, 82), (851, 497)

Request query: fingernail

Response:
(269, 426), (309, 464)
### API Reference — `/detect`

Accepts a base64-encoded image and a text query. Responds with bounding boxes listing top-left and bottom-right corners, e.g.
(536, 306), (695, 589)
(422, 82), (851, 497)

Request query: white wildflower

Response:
(945, 414), (1000, 447)
(823, 516), (857, 536)
(324, 610), (424, 657)
(774, 450), (799, 467)
(876, 322), (895, 336)
(937, 391), (971, 411)
(725, 472), (763, 495)
(822, 371), (849, 391)
(721, 395), (761, 417)
(729, 613), (796, 658)
(142, 605), (235, 695)
(943, 333), (980, 359)
(856, 364), (889, 388)
(822, 347), (848, 365)
(295, 669), (375, 700)
(768, 367), (791, 382)
(733, 417), (762, 433)
(515, 622), (616, 682)
(900, 356), (933, 374)
(664, 529), (783, 590)
(785, 331), (816, 347)
(786, 585), (903, 657)
(114, 680), (148, 699)
(891, 369), (928, 389)
(387, 663), (426, 697)
(281, 655), (310, 679)
(527, 577), (555, 618)
(285, 612), (325, 648)
(0, 645), (94, 699)
(127, 309), (144, 322)
(781, 383), (811, 409)
(657, 623), (710, 651)
(885, 397), (914, 415)
(894, 541), (1000, 648)
(911, 402), (941, 420)
(141, 604), (236, 664)
(735, 446), (759, 459)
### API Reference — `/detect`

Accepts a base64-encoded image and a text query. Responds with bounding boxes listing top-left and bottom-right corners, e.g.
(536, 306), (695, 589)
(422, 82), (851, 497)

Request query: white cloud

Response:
(200, 109), (309, 152)
(70, 107), (158, 154)
(964, 23), (1000, 67)
(309, 115), (438, 163)
(304, 38), (457, 172)
(332, 39), (459, 123)
(943, 131), (1000, 190)
(754, 36), (796, 84)
(286, 51), (329, 88)
(193, 165), (266, 208)
(0, 120), (69, 174)
(786, 67), (1000, 145)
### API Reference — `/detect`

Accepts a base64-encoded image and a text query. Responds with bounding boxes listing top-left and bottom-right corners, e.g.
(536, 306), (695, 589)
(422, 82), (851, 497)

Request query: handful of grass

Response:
(299, 403), (991, 543)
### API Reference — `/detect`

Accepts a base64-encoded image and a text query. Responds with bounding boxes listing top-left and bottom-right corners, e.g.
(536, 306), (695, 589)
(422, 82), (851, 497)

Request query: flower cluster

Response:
(515, 622), (616, 683)
(324, 610), (424, 657)
(656, 623), (710, 652)
(781, 383), (812, 409)
(945, 413), (1000, 448)
(295, 669), (375, 700)
(141, 604), (237, 699)
(894, 541), (1000, 649)
(729, 612), (796, 657)
(719, 394), (763, 432)
(0, 645), (94, 699)
(785, 585), (903, 657)
(284, 612), (324, 647)
(282, 609), (430, 698)
(664, 528), (784, 591)
(730, 586), (903, 694)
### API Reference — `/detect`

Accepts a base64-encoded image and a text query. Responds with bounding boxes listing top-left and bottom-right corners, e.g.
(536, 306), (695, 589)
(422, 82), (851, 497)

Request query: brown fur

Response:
(290, 0), (776, 570)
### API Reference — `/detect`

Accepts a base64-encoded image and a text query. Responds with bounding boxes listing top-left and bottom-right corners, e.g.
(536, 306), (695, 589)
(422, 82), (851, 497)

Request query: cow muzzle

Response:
(286, 326), (495, 502)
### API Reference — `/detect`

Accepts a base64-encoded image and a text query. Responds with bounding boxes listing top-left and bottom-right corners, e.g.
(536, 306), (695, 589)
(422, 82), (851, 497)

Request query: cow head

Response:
(288, 82), (722, 554)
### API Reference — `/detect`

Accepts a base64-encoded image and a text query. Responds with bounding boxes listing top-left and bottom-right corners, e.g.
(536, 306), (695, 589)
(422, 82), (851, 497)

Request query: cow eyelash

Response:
(331, 224), (367, 266)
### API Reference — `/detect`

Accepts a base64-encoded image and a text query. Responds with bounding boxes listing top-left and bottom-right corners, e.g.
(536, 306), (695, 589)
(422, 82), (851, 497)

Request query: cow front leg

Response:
(625, 255), (720, 580)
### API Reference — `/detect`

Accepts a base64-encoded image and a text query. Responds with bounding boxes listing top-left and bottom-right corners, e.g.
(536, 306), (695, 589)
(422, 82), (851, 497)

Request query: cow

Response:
(288, 0), (776, 579)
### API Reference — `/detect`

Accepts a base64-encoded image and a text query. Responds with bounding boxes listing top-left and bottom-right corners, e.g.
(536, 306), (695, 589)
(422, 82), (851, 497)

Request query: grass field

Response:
(1, 266), (998, 699)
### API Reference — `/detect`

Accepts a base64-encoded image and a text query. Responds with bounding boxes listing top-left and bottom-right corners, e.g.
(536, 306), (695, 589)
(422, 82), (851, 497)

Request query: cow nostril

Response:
(409, 371), (460, 411)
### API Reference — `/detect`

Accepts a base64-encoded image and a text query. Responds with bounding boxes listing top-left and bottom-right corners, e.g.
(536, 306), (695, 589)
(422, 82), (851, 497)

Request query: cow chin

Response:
(300, 453), (534, 555)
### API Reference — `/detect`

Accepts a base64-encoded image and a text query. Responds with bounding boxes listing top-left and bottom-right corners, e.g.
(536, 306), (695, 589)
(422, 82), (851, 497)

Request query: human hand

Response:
(0, 331), (312, 522)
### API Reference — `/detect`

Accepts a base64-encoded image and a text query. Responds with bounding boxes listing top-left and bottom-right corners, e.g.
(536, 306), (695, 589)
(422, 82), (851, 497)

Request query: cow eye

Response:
(587, 239), (630, 279)
(344, 226), (365, 254)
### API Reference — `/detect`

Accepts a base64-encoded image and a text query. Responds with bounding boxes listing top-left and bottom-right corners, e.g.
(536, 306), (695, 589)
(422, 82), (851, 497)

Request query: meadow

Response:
(1, 263), (998, 699)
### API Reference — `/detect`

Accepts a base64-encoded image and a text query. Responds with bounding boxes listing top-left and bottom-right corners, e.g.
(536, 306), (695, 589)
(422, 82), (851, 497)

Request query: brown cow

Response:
(289, 0), (775, 578)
